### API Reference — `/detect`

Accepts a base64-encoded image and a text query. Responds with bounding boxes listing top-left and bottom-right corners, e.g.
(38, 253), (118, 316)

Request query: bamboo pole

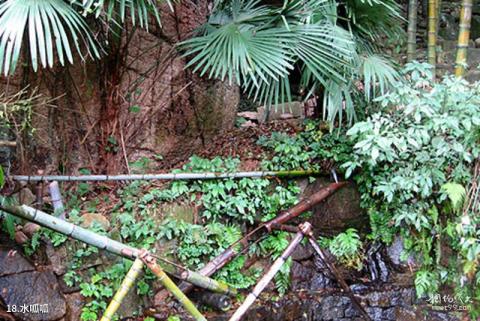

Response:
(228, 223), (310, 321)
(140, 251), (207, 321)
(307, 237), (371, 321)
(0, 140), (16, 147)
(48, 181), (66, 219)
(10, 170), (323, 182)
(428, 0), (437, 76)
(407, 0), (418, 61)
(0, 205), (234, 295)
(159, 182), (346, 299)
(101, 258), (144, 321)
(455, 0), (473, 77)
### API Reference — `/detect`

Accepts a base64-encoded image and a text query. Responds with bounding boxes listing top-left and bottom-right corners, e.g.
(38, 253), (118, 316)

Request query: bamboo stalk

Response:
(307, 237), (371, 321)
(0, 140), (16, 147)
(48, 181), (66, 219)
(407, 0), (418, 61)
(228, 223), (310, 321)
(428, 0), (438, 76)
(101, 258), (144, 321)
(0, 205), (234, 295)
(160, 182), (346, 299)
(141, 251), (207, 321)
(10, 170), (323, 182)
(455, 0), (473, 77)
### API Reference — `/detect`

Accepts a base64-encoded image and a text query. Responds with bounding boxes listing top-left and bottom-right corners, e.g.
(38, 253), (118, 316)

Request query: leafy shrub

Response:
(344, 62), (480, 315)
(322, 228), (364, 271)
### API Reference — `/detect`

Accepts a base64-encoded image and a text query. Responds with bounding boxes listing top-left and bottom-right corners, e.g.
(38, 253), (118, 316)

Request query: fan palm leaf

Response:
(0, 0), (100, 76)
(80, 0), (163, 28)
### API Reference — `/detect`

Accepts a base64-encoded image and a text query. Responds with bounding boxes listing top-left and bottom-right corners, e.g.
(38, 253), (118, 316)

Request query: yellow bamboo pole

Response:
(101, 258), (144, 321)
(140, 251), (207, 321)
(428, 0), (438, 77)
(407, 0), (418, 61)
(455, 0), (473, 77)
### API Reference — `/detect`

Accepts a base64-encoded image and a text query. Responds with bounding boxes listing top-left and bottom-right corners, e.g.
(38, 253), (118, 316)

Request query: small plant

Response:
(321, 228), (364, 271)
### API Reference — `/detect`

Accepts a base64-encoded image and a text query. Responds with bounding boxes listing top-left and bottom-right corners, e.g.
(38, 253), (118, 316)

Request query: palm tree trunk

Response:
(407, 0), (418, 61)
(455, 0), (473, 77)
(428, 0), (438, 76)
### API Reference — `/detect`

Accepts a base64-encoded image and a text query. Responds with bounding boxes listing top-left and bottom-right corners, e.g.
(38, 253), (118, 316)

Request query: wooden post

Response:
(407, 0), (418, 61)
(455, 0), (473, 77)
(228, 223), (311, 321)
(101, 258), (144, 321)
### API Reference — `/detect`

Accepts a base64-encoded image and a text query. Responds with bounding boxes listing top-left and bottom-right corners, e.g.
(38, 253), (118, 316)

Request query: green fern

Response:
(441, 182), (466, 212)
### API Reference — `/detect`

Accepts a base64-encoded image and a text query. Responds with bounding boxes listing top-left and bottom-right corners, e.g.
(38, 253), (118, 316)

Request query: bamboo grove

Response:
(408, 0), (474, 77)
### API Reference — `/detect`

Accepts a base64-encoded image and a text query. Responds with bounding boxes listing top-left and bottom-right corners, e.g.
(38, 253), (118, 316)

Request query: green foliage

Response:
(258, 120), (353, 171)
(153, 156), (301, 292)
(321, 228), (364, 270)
(0, 0), (167, 76)
(440, 183), (466, 212)
(344, 62), (480, 314)
(183, 0), (403, 125)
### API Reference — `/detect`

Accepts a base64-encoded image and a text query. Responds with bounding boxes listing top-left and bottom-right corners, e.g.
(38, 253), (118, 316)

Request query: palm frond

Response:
(181, 25), (294, 86)
(322, 80), (356, 126)
(360, 54), (400, 101)
(81, 0), (163, 28)
(0, 0), (100, 76)
(345, 0), (404, 43)
(292, 23), (355, 86)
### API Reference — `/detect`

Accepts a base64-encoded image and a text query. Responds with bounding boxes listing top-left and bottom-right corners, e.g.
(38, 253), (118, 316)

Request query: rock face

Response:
(304, 178), (368, 234)
(0, 248), (34, 277)
(0, 271), (66, 321)
(0, 2), (239, 173)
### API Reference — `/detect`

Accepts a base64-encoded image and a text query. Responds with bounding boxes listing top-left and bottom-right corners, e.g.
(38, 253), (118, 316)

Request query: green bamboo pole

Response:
(455, 0), (473, 77)
(428, 0), (437, 76)
(11, 170), (322, 182)
(407, 0), (418, 61)
(141, 252), (207, 321)
(0, 205), (234, 295)
(101, 258), (144, 321)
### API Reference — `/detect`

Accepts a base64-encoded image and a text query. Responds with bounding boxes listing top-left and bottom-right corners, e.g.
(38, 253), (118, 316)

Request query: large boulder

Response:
(0, 248), (35, 277)
(304, 178), (368, 235)
(0, 271), (66, 321)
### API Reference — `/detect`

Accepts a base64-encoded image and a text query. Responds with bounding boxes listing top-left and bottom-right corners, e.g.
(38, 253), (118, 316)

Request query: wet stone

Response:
(366, 307), (383, 320)
(0, 271), (66, 321)
(320, 296), (347, 320)
(291, 261), (314, 290)
(0, 248), (35, 277)
(291, 243), (313, 261)
(366, 291), (392, 308)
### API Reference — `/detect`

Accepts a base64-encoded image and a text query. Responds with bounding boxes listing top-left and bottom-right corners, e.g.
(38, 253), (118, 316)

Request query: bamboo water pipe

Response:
(158, 182), (346, 299)
(101, 258), (144, 321)
(140, 250), (207, 321)
(11, 170), (322, 182)
(48, 181), (66, 219)
(228, 223), (310, 321)
(0, 205), (234, 295)
(307, 237), (371, 321)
